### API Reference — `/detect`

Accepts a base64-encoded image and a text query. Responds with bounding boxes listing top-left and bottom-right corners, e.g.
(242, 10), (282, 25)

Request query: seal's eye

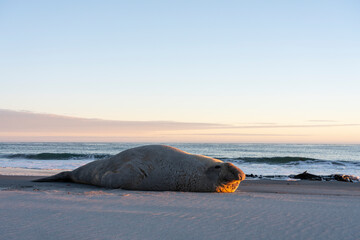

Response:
(215, 165), (221, 169)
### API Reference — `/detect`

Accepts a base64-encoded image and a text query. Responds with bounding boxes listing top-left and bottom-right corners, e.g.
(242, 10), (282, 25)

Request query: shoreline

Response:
(1, 175), (359, 240)
(1, 167), (359, 183)
(1, 174), (360, 196)
(0, 167), (64, 176)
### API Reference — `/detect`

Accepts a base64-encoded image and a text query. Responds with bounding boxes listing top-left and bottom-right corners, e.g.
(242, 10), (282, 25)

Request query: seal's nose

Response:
(225, 163), (246, 181)
(233, 170), (245, 181)
(238, 169), (246, 181)
(232, 173), (240, 181)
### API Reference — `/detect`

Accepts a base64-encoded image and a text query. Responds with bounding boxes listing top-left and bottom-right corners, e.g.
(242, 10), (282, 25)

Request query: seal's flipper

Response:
(33, 171), (72, 182)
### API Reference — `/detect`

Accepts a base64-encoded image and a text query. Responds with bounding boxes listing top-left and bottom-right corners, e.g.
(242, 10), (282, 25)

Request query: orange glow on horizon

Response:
(1, 110), (359, 144)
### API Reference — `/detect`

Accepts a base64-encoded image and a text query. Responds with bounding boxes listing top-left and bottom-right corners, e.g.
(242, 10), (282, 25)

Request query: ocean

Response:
(1, 142), (359, 180)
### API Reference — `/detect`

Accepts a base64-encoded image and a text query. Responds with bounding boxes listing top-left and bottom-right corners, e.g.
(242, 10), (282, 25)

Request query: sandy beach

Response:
(1, 175), (359, 240)
(2, 0), (360, 239)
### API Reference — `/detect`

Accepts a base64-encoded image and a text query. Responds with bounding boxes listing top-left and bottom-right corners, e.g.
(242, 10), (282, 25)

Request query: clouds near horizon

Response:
(1, 109), (359, 143)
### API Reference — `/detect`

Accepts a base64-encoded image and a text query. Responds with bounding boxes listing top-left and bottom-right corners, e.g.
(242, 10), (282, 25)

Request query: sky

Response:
(0, 0), (360, 143)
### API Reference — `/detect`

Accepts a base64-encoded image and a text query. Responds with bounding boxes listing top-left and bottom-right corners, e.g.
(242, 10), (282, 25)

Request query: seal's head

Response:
(206, 162), (245, 193)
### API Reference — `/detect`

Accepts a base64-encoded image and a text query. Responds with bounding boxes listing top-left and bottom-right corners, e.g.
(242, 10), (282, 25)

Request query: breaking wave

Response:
(219, 156), (360, 166)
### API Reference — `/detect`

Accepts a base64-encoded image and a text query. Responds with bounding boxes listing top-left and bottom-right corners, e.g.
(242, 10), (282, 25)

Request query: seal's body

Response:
(34, 145), (245, 192)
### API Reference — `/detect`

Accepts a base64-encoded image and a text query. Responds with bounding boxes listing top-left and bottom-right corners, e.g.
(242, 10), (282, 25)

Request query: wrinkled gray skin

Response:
(35, 145), (245, 192)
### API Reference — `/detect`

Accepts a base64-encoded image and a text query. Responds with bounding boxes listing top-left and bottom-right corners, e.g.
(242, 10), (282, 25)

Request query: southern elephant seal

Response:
(34, 145), (245, 192)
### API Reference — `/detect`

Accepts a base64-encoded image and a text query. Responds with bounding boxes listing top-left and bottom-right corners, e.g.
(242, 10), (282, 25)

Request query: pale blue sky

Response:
(1, 1), (360, 142)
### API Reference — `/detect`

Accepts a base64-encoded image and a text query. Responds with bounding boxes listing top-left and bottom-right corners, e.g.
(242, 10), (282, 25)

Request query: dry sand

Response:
(1, 175), (359, 240)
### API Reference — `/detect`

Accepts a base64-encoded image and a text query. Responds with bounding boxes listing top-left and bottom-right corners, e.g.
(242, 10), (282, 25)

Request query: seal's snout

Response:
(233, 172), (241, 181)
(224, 163), (246, 182)
(216, 162), (245, 193)
(233, 169), (245, 181)
(238, 169), (246, 181)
